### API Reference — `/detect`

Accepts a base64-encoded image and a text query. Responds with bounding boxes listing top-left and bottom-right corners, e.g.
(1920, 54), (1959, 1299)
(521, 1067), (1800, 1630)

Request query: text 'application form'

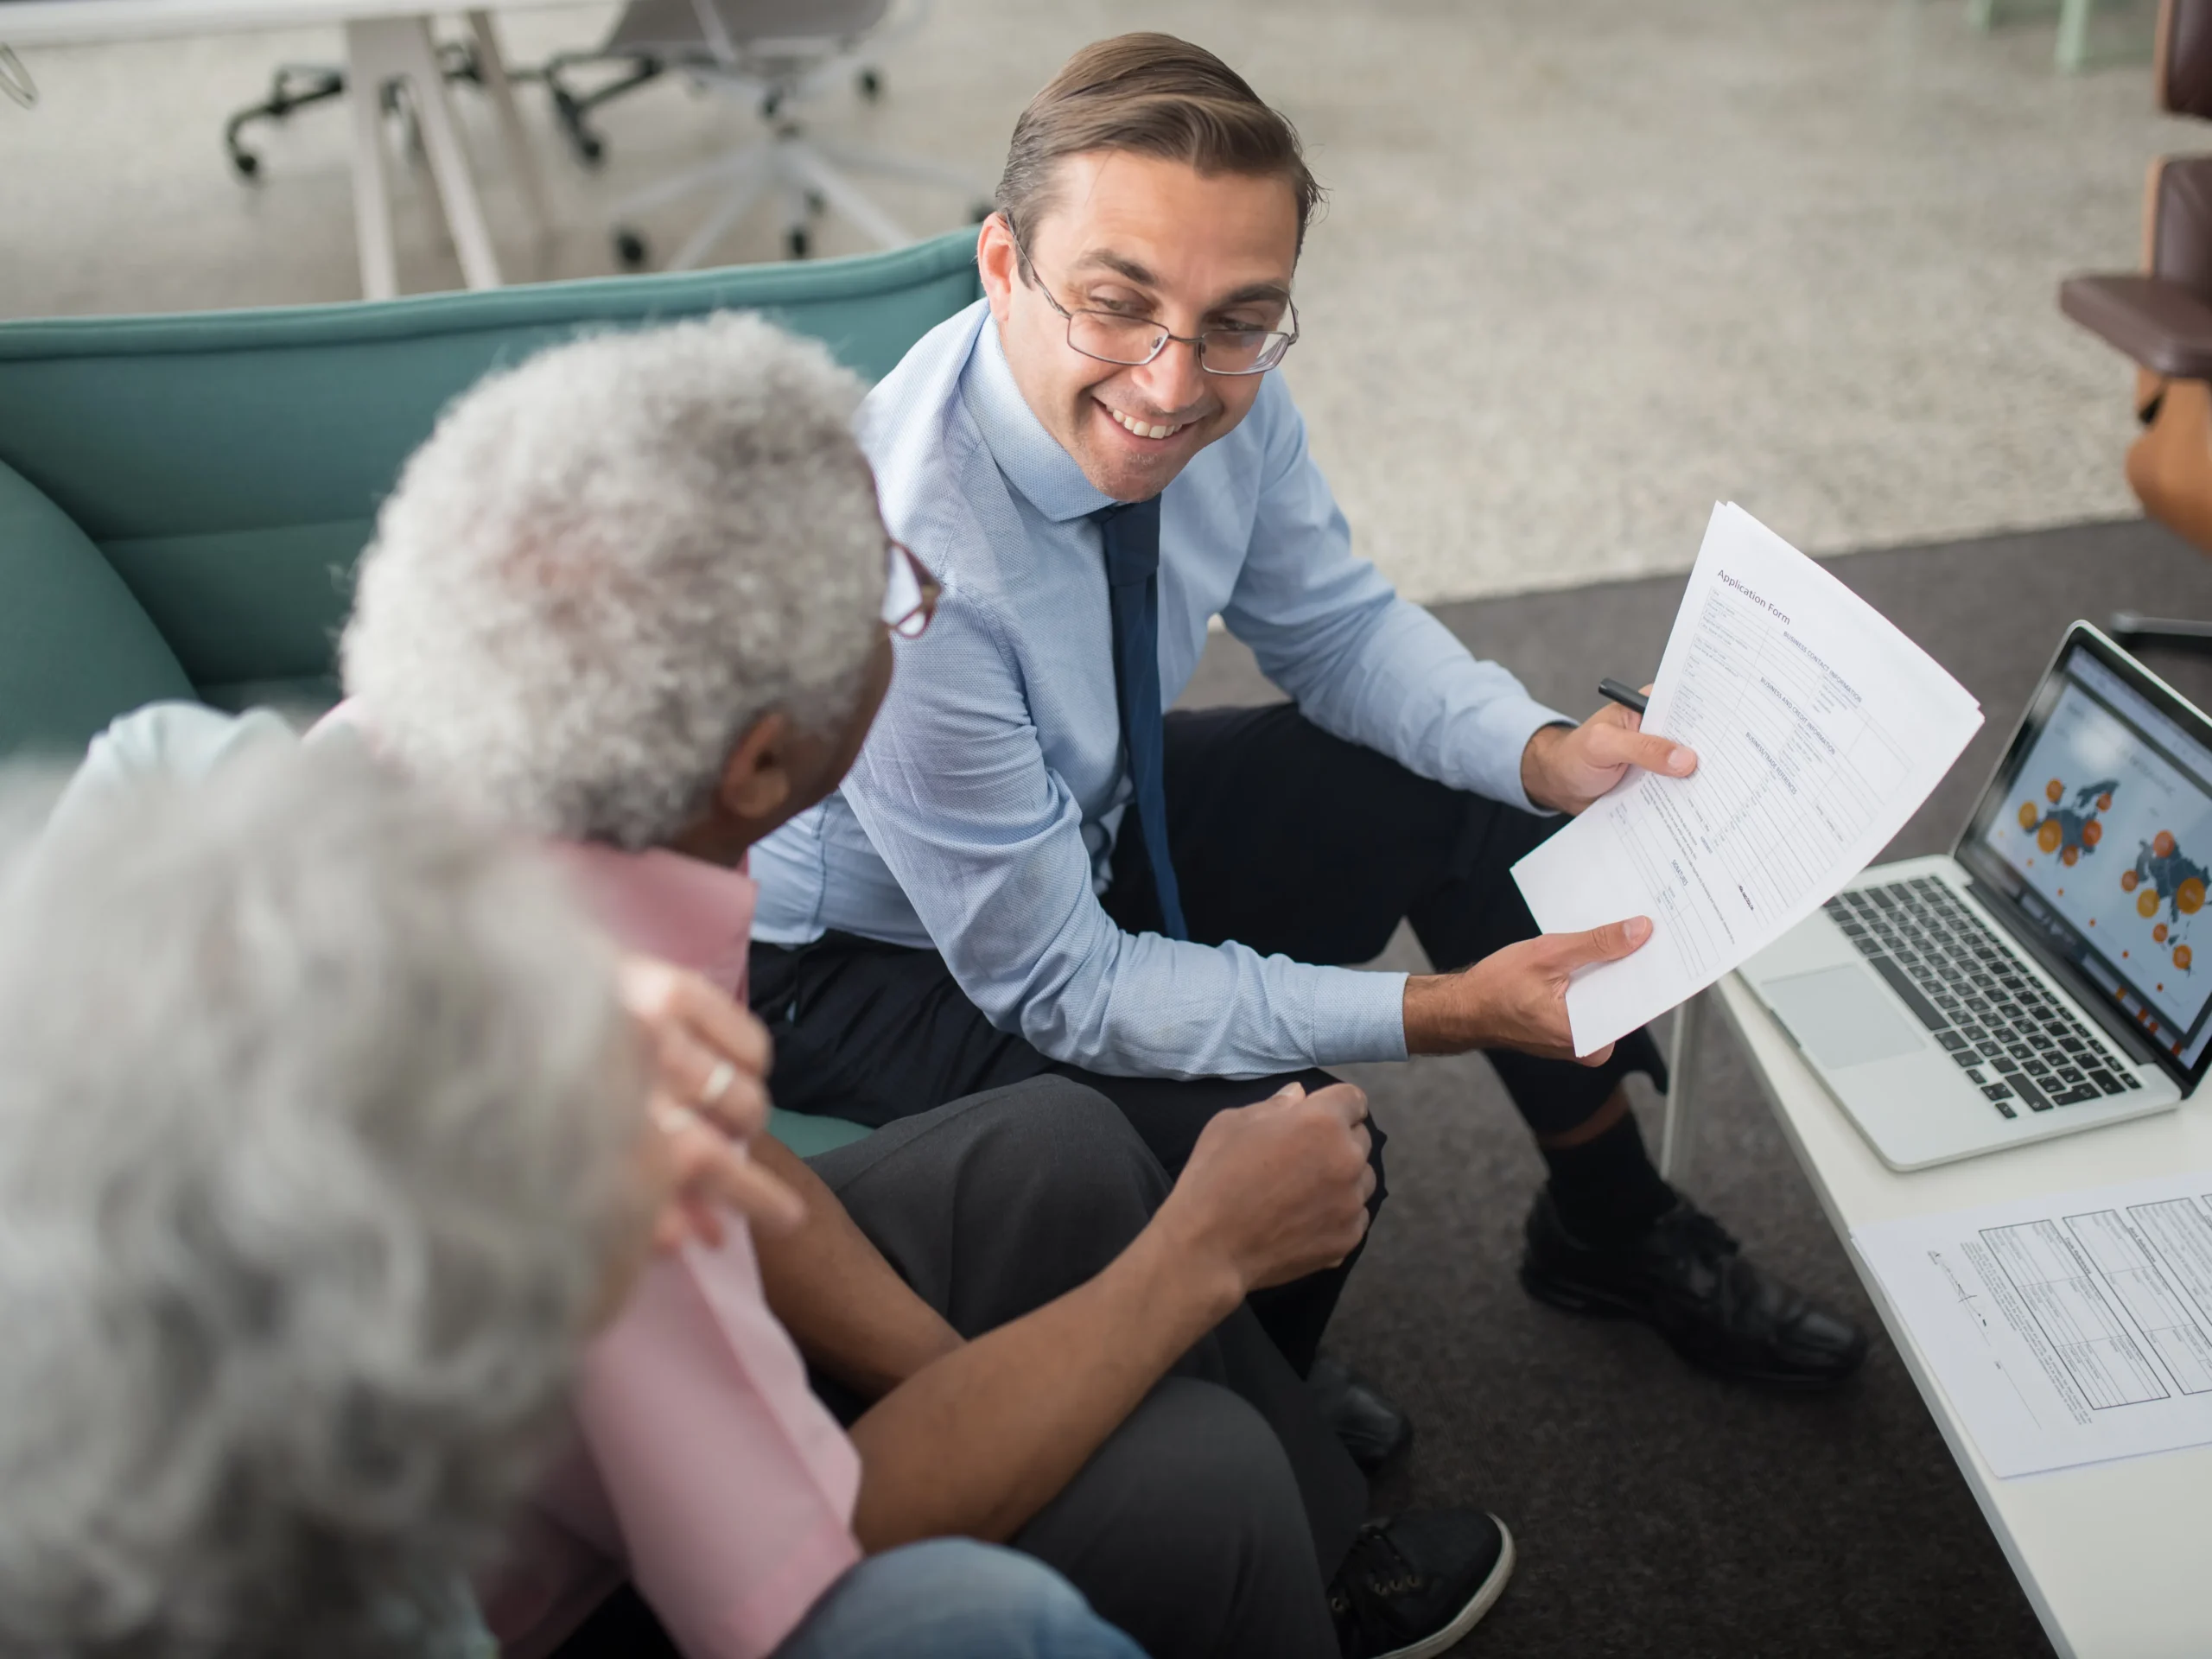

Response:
(1513, 503), (1984, 1054)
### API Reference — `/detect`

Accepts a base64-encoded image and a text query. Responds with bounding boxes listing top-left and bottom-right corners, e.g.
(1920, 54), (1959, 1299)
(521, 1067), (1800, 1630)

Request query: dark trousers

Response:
(553, 1076), (1355, 1659)
(810, 1077), (1357, 1659)
(753, 704), (1666, 1370)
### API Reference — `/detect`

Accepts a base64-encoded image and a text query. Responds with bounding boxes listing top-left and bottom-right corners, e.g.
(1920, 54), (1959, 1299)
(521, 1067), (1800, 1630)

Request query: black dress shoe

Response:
(1330, 1510), (1515, 1659)
(1308, 1354), (1414, 1474)
(1520, 1188), (1868, 1389)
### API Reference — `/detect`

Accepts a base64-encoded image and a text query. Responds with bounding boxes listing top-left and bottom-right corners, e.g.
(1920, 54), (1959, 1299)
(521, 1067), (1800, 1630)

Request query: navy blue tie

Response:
(1093, 496), (1188, 940)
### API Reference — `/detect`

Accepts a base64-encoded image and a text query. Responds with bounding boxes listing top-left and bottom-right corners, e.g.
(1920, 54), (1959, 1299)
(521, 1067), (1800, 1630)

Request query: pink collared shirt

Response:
(313, 705), (861, 1659)
(495, 842), (861, 1659)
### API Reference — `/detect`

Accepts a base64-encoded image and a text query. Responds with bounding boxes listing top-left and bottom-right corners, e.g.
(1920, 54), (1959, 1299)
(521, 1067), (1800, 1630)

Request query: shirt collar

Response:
(309, 701), (763, 1000)
(549, 842), (759, 1001)
(963, 313), (1115, 524)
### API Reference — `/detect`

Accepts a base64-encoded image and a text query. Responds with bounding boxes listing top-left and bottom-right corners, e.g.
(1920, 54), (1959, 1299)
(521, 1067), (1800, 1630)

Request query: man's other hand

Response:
(1157, 1081), (1376, 1299)
(1520, 688), (1696, 814)
(1402, 917), (1654, 1063)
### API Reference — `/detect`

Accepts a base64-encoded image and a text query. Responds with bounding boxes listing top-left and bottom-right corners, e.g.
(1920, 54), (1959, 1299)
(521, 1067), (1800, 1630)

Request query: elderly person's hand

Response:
(617, 955), (805, 1249)
(617, 955), (774, 1137)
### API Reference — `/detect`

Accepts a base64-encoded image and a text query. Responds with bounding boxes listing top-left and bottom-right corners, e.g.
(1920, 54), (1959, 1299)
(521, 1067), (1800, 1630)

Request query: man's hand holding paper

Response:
(1521, 686), (1700, 815)
(1406, 914), (1659, 1065)
(1512, 503), (1985, 1057)
(1402, 685), (1703, 1064)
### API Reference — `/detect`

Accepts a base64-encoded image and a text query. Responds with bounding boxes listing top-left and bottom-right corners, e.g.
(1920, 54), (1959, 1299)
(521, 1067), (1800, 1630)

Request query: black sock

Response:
(1541, 1109), (1675, 1248)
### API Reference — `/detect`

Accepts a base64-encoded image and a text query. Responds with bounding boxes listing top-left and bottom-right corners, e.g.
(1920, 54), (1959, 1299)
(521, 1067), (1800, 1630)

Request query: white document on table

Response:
(1512, 502), (1983, 1055)
(1855, 1172), (2212, 1477)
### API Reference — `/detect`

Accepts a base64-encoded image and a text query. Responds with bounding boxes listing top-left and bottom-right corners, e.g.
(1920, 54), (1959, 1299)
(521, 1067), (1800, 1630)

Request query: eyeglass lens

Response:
(1065, 311), (1291, 375)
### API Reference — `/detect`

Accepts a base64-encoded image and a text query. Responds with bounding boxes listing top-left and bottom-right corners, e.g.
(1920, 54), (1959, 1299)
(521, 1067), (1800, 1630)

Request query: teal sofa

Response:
(0, 228), (983, 1155)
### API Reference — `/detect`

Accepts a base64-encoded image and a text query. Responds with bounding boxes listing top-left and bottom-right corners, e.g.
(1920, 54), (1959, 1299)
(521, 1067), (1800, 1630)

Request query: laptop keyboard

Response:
(1822, 877), (2142, 1120)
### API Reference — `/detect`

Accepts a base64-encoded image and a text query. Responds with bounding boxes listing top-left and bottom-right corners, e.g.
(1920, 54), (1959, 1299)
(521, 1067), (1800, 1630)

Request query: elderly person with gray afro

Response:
(0, 739), (1142, 1659)
(336, 312), (1442, 1659)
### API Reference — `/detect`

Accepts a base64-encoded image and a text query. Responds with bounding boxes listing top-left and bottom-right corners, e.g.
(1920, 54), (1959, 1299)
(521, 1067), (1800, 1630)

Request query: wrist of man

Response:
(1403, 969), (1493, 1056)
(1138, 1192), (1255, 1330)
(1518, 721), (1573, 814)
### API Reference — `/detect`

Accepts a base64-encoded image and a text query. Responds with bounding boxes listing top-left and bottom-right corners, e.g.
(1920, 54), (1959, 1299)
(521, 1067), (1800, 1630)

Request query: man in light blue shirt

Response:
(752, 34), (1866, 1446)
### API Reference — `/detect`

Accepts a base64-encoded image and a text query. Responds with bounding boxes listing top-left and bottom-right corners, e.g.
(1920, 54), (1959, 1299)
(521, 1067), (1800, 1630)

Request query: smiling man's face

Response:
(978, 150), (1301, 503)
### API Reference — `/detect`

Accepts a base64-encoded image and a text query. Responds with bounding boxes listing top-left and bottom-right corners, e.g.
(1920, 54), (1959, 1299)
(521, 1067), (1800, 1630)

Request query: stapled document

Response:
(1512, 502), (1984, 1055)
(1855, 1171), (2212, 1477)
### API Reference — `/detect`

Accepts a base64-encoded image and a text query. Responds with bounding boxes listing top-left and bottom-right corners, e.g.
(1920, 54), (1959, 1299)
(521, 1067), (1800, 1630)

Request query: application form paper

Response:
(1512, 502), (1984, 1055)
(1855, 1171), (2212, 1477)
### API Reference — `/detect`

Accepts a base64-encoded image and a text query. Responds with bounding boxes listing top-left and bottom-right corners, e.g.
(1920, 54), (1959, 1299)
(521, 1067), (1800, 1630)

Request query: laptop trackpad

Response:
(1764, 965), (1925, 1069)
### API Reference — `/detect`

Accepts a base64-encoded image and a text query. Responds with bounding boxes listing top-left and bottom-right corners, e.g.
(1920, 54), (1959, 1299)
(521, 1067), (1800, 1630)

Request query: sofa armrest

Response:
(2061, 273), (2212, 380)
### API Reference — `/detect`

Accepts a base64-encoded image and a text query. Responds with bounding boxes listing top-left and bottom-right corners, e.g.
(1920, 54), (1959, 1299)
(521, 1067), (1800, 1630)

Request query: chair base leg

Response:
(608, 128), (935, 268)
(225, 66), (346, 180)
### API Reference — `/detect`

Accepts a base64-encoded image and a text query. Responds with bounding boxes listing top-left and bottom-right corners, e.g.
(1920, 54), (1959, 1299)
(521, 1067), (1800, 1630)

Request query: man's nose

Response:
(1129, 334), (1208, 416)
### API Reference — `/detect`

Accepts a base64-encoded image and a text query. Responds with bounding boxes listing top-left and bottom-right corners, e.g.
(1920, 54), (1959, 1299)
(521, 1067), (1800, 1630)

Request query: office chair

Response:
(223, 36), (493, 181)
(2062, 0), (2212, 655)
(556, 0), (988, 268)
(537, 2), (881, 167)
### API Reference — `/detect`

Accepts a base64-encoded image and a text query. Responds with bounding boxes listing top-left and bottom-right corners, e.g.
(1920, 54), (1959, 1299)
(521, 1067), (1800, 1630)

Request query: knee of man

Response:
(959, 1075), (1173, 1222)
(1066, 1379), (1314, 1587)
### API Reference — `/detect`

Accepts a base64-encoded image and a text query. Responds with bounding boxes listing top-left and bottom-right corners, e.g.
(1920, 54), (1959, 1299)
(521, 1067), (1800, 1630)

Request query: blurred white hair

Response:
(0, 743), (645, 1659)
(341, 311), (885, 849)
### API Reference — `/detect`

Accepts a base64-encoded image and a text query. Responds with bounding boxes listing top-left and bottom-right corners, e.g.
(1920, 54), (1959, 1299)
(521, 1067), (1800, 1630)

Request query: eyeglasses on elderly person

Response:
(883, 539), (940, 639)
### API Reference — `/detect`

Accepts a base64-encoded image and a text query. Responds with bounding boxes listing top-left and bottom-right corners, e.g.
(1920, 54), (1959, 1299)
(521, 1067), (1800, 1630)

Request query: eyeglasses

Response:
(1009, 225), (1299, 378)
(882, 539), (940, 639)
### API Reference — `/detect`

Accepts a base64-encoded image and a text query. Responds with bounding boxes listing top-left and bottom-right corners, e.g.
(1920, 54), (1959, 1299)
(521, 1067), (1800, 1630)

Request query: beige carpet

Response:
(0, 0), (2189, 602)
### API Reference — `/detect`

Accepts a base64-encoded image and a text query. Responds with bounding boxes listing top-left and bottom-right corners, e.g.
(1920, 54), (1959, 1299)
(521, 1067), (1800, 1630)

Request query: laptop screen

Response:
(1958, 630), (2212, 1081)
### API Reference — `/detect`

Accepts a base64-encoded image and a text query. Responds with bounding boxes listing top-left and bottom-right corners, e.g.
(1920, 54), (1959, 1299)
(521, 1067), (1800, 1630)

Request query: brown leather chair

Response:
(2063, 0), (2212, 650)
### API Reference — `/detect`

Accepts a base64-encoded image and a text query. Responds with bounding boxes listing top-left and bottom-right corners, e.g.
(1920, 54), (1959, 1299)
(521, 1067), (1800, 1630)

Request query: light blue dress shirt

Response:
(751, 300), (1569, 1080)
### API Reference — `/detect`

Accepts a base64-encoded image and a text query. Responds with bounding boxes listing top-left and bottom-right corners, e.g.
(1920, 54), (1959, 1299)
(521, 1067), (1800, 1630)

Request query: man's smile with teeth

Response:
(1102, 400), (1192, 442)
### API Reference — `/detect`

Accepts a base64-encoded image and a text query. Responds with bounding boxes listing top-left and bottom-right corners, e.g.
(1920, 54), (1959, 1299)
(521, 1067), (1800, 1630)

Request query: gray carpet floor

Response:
(1176, 518), (2212, 1658)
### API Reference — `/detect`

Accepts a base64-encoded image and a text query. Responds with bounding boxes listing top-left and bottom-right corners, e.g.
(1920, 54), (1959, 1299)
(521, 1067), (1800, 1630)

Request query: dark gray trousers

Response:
(806, 1077), (1363, 1659)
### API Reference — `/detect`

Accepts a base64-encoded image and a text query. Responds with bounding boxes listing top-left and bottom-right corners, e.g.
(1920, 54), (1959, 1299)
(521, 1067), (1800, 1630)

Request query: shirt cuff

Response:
(1478, 696), (1577, 816)
(1306, 966), (1413, 1066)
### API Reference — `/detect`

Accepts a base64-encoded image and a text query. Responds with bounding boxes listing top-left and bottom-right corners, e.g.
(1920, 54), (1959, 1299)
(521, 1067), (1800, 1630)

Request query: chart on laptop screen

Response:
(1982, 677), (2212, 1037)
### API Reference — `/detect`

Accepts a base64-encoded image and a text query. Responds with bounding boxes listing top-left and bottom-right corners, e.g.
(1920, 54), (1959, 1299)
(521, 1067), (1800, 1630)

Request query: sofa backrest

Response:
(0, 230), (982, 756)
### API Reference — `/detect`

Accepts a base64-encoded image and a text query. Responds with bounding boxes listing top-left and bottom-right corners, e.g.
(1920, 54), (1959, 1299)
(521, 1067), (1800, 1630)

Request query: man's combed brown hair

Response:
(996, 34), (1324, 252)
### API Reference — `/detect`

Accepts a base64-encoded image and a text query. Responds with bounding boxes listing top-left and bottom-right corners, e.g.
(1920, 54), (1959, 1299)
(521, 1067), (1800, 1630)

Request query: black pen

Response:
(1598, 677), (1649, 717)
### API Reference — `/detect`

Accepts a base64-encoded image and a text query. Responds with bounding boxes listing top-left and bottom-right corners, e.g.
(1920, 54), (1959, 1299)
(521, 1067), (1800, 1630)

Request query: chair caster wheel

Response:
(857, 67), (881, 99)
(579, 134), (605, 165)
(232, 151), (261, 180)
(786, 226), (810, 258)
(613, 229), (649, 269)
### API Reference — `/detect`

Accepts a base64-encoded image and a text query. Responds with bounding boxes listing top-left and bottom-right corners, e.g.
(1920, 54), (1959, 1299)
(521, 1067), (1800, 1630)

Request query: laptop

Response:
(1740, 623), (2201, 1171)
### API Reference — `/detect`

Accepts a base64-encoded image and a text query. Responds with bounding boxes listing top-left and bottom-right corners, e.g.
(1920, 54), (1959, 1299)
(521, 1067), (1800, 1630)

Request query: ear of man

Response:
(977, 212), (1023, 323)
(716, 713), (797, 826)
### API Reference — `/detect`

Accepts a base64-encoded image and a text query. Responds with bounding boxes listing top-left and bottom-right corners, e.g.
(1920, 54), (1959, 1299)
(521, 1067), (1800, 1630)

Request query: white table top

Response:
(1713, 972), (2212, 1659)
(0, 0), (595, 45)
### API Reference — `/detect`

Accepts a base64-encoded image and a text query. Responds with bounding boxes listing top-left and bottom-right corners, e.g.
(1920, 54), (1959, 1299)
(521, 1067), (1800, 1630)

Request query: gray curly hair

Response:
(0, 744), (645, 1659)
(341, 311), (886, 849)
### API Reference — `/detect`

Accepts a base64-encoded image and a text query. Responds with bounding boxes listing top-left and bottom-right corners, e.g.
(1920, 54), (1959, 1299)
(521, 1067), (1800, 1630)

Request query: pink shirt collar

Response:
(548, 842), (758, 1002)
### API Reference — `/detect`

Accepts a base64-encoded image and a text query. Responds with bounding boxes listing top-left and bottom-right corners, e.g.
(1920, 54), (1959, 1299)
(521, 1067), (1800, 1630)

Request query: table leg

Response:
(346, 15), (504, 293)
(467, 10), (551, 233)
(1661, 988), (1708, 1183)
(344, 21), (400, 300)
(2056, 0), (2093, 68)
